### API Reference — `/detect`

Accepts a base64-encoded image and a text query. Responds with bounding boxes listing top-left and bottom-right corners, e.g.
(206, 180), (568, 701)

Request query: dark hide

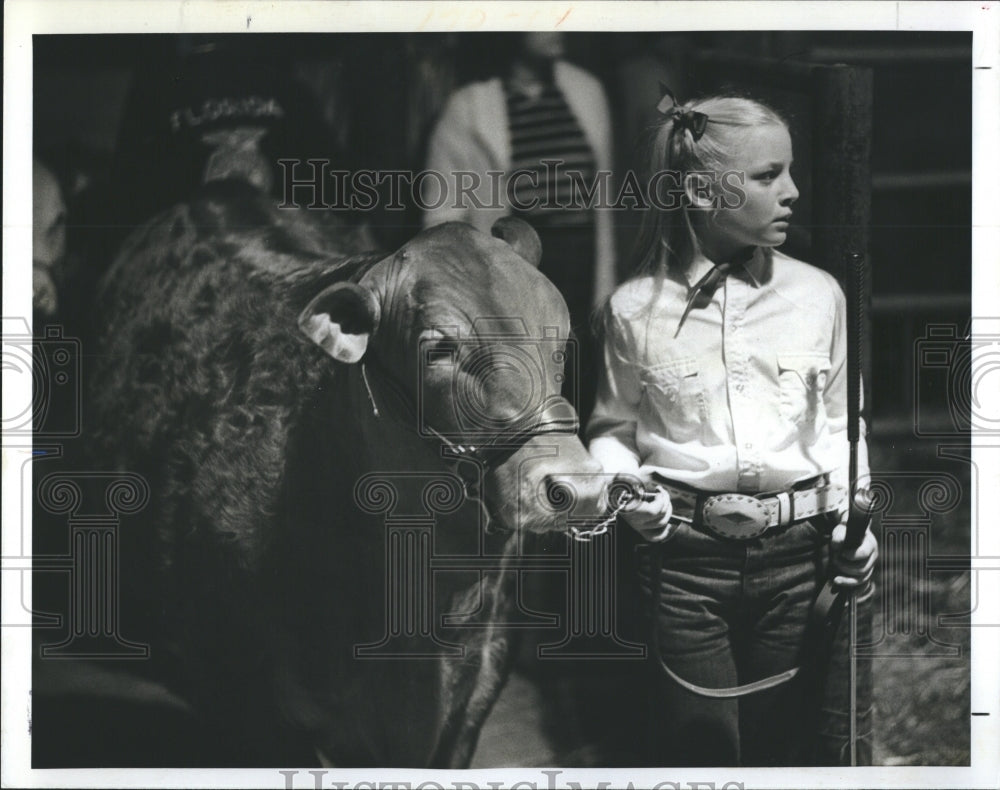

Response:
(89, 179), (606, 767)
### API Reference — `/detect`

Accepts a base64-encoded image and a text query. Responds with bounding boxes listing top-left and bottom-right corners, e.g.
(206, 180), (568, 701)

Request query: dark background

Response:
(29, 31), (974, 768)
(33, 30), (973, 432)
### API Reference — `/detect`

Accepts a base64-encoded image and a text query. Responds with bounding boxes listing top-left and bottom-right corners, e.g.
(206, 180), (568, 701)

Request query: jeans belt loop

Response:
(775, 490), (793, 525)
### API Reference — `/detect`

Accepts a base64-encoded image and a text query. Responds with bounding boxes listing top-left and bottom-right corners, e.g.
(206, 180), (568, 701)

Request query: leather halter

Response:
(358, 353), (579, 473)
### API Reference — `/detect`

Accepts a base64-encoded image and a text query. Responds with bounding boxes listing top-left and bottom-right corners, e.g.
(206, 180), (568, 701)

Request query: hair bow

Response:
(656, 84), (708, 142)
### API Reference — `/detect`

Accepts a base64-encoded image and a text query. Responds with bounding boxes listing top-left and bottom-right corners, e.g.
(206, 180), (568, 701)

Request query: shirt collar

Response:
(676, 246), (769, 288)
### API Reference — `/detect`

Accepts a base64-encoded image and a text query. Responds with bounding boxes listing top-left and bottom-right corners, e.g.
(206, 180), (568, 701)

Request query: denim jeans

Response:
(636, 519), (873, 766)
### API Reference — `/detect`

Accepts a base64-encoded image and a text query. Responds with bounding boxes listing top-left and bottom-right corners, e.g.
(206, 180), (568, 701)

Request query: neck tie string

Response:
(674, 262), (732, 337)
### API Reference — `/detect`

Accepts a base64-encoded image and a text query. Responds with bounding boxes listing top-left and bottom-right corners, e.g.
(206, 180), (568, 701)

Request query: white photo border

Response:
(4, 1), (998, 788)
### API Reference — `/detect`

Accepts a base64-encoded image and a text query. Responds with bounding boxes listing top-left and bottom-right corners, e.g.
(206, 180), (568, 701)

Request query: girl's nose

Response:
(780, 174), (799, 205)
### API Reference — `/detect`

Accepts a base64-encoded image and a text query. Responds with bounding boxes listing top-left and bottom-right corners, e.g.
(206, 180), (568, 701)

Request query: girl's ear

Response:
(683, 171), (716, 209)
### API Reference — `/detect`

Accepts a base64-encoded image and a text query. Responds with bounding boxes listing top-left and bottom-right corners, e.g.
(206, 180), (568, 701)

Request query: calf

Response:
(89, 179), (609, 767)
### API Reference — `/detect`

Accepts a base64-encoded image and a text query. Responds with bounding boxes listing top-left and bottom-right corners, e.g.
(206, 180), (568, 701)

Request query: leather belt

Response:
(656, 477), (848, 540)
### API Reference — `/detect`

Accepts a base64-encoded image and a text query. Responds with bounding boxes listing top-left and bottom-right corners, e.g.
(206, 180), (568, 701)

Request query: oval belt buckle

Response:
(702, 494), (770, 539)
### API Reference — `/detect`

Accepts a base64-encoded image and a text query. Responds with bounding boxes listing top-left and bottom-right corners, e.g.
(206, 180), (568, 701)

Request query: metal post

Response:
(812, 63), (875, 766)
(811, 63), (874, 415)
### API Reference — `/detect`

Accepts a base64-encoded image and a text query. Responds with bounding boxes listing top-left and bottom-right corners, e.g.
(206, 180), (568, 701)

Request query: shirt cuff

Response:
(588, 436), (641, 477)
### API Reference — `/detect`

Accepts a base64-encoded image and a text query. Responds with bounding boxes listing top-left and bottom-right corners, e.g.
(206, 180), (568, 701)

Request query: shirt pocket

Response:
(640, 357), (705, 441)
(777, 353), (831, 438)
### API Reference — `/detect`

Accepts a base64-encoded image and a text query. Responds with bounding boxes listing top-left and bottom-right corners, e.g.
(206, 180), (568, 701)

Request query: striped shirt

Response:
(505, 80), (596, 227)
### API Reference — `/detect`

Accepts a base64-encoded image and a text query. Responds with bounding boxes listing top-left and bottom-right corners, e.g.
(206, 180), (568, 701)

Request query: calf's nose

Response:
(543, 474), (578, 512)
(542, 460), (606, 516)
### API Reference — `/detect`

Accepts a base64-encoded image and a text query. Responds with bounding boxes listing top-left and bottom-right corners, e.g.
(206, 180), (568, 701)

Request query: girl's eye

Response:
(755, 170), (779, 182)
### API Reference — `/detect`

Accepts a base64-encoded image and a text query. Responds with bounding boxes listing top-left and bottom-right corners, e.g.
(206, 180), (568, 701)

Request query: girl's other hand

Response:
(830, 522), (878, 588)
(622, 485), (677, 543)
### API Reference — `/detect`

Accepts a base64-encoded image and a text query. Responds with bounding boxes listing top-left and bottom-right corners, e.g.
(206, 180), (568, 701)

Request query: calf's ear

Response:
(298, 282), (381, 363)
(491, 216), (542, 268)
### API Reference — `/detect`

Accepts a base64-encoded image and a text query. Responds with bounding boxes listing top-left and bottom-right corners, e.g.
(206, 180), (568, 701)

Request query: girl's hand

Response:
(830, 521), (878, 588)
(622, 486), (676, 543)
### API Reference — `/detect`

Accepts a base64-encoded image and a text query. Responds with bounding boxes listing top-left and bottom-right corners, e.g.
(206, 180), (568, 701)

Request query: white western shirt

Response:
(586, 247), (869, 495)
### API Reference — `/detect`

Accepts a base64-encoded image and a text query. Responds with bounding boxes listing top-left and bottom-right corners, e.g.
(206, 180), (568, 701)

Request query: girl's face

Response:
(702, 122), (799, 258)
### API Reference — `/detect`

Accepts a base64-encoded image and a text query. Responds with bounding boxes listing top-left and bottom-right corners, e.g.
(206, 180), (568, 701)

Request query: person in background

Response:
(587, 92), (878, 765)
(423, 31), (616, 425)
(110, 37), (354, 252)
(33, 159), (67, 320)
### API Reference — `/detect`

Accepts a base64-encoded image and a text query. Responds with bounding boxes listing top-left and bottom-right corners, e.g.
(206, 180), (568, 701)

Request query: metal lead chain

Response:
(569, 481), (644, 543)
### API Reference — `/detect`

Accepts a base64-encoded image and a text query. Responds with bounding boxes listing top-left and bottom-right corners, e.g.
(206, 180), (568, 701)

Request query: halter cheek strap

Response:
(359, 358), (578, 472)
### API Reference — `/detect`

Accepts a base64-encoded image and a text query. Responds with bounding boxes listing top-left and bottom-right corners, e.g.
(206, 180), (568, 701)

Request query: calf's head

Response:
(299, 218), (609, 533)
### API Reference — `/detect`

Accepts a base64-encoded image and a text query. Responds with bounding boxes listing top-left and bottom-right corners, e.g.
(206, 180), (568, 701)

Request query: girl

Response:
(586, 93), (878, 766)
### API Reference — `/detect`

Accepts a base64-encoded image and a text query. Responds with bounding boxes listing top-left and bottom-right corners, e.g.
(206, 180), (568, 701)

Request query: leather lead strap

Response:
(648, 544), (800, 699)
(654, 652), (800, 699)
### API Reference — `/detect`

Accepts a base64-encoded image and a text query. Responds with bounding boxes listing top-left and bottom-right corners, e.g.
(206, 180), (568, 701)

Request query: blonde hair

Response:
(632, 95), (788, 277)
